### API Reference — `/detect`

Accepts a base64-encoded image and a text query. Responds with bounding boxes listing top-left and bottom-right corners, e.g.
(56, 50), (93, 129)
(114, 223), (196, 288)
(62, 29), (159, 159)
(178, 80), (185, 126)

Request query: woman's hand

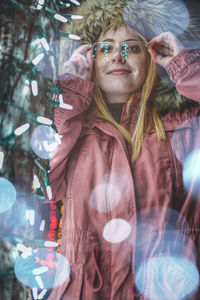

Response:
(148, 32), (185, 69)
(64, 44), (93, 81)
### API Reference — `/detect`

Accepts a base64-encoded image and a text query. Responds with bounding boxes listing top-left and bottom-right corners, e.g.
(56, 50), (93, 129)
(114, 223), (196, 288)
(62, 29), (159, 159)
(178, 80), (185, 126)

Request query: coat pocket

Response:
(47, 263), (83, 300)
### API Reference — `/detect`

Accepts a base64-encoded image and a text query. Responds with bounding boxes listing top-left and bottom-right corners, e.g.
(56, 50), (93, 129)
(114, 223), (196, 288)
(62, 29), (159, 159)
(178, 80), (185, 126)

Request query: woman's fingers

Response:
(148, 32), (185, 68)
(86, 48), (93, 73)
(64, 44), (93, 80)
(73, 44), (90, 56)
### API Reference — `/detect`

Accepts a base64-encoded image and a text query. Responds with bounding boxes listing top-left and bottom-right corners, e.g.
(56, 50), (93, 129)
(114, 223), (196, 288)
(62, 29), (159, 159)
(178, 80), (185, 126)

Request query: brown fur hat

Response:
(62, 0), (200, 43)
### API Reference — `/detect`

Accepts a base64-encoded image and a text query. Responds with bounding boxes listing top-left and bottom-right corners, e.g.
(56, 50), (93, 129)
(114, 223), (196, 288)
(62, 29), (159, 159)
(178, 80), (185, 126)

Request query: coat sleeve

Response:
(46, 75), (95, 202)
(167, 49), (200, 102)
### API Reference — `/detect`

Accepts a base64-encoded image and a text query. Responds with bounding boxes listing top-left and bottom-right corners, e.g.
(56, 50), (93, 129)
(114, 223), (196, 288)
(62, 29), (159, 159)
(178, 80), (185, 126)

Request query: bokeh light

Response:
(171, 117), (200, 198)
(171, 117), (200, 164)
(183, 149), (200, 198)
(90, 183), (121, 213)
(0, 177), (16, 214)
(135, 255), (199, 300)
(0, 193), (43, 243)
(134, 207), (199, 299)
(14, 248), (70, 289)
(103, 218), (131, 243)
(135, 207), (197, 258)
(30, 125), (61, 159)
(90, 170), (132, 213)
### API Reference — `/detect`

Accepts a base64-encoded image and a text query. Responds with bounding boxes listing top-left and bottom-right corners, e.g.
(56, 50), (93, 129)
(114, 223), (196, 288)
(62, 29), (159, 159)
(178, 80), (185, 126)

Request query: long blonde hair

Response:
(92, 35), (165, 160)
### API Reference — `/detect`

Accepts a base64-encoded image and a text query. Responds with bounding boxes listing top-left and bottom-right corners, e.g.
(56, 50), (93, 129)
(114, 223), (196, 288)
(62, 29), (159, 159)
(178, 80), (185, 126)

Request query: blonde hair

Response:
(92, 30), (165, 160)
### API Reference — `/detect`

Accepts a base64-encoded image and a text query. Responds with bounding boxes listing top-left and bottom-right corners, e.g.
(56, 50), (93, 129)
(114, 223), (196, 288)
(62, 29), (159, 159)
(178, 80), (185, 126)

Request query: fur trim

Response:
(62, 0), (126, 43)
(62, 0), (200, 42)
(153, 79), (194, 114)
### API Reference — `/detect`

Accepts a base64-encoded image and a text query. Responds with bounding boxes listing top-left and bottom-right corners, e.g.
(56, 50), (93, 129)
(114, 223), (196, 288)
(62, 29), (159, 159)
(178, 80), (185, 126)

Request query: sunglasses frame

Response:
(89, 40), (149, 61)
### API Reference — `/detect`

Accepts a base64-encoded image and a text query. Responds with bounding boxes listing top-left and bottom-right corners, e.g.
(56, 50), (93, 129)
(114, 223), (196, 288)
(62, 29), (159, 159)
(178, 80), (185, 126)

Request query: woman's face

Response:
(94, 26), (149, 103)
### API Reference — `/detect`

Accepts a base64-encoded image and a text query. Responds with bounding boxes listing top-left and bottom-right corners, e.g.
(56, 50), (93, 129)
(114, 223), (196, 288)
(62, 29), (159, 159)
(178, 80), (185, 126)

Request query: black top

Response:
(107, 103), (124, 123)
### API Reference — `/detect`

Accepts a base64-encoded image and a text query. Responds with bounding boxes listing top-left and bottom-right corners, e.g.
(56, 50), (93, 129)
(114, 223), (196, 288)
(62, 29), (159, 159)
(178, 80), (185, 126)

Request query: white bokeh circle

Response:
(103, 218), (131, 243)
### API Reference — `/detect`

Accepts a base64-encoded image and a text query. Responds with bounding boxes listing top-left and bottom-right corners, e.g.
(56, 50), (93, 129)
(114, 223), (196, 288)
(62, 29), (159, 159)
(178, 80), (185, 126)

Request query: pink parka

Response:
(47, 49), (200, 299)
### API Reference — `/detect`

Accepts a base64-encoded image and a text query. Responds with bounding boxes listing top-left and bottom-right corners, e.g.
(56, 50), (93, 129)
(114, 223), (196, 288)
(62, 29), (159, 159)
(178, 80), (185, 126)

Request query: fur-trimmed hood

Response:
(62, 0), (200, 43)
(153, 79), (194, 114)
(60, 0), (200, 113)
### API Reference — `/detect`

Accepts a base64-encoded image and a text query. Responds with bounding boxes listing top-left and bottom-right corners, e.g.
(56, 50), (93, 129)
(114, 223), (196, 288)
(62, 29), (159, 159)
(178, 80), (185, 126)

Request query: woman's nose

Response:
(111, 47), (125, 63)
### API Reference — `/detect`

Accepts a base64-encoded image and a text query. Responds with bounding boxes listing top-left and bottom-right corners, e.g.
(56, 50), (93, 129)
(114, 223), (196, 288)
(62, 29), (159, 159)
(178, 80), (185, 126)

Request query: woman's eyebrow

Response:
(100, 38), (140, 43)
(100, 39), (114, 43)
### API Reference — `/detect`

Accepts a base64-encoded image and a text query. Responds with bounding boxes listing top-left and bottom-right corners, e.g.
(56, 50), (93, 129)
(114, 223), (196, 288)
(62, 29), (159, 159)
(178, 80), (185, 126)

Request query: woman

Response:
(46, 0), (200, 299)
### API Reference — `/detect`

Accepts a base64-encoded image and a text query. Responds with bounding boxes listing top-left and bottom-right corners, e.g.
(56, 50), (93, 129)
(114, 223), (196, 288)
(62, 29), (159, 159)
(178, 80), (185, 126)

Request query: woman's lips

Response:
(107, 69), (131, 75)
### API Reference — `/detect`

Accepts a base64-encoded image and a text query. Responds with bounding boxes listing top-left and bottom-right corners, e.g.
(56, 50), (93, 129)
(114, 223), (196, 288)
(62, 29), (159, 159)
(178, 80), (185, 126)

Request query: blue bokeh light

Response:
(183, 150), (200, 198)
(134, 207), (199, 299)
(14, 248), (70, 289)
(0, 177), (16, 214)
(171, 117), (200, 165)
(0, 192), (43, 243)
(136, 256), (199, 300)
(30, 125), (60, 159)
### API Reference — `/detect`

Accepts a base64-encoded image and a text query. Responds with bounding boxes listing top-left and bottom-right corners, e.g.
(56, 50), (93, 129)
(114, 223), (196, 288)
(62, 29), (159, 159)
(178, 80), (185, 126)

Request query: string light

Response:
(32, 53), (45, 65)
(22, 85), (30, 96)
(11, 248), (19, 261)
(59, 94), (73, 110)
(44, 241), (59, 247)
(70, 0), (80, 5)
(45, 8), (82, 23)
(54, 14), (68, 23)
(31, 39), (42, 47)
(36, 116), (53, 125)
(17, 243), (33, 258)
(33, 174), (41, 189)
(33, 266), (49, 275)
(69, 34), (81, 40)
(31, 80), (38, 96)
(21, 248), (34, 259)
(47, 203), (58, 243)
(63, 3), (70, 7)
(62, 14), (83, 20)
(39, 220), (45, 231)
(14, 123), (30, 136)
(46, 185), (52, 200)
(35, 0), (45, 10)
(32, 288), (38, 300)
(60, 31), (81, 40)
(58, 0), (80, 6)
(40, 37), (50, 51)
(55, 133), (62, 144)
(36, 5), (43, 10)
(35, 276), (44, 289)
(0, 151), (4, 170)
(25, 210), (35, 226)
(38, 289), (48, 299)
(38, 0), (45, 5)
(34, 159), (51, 190)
